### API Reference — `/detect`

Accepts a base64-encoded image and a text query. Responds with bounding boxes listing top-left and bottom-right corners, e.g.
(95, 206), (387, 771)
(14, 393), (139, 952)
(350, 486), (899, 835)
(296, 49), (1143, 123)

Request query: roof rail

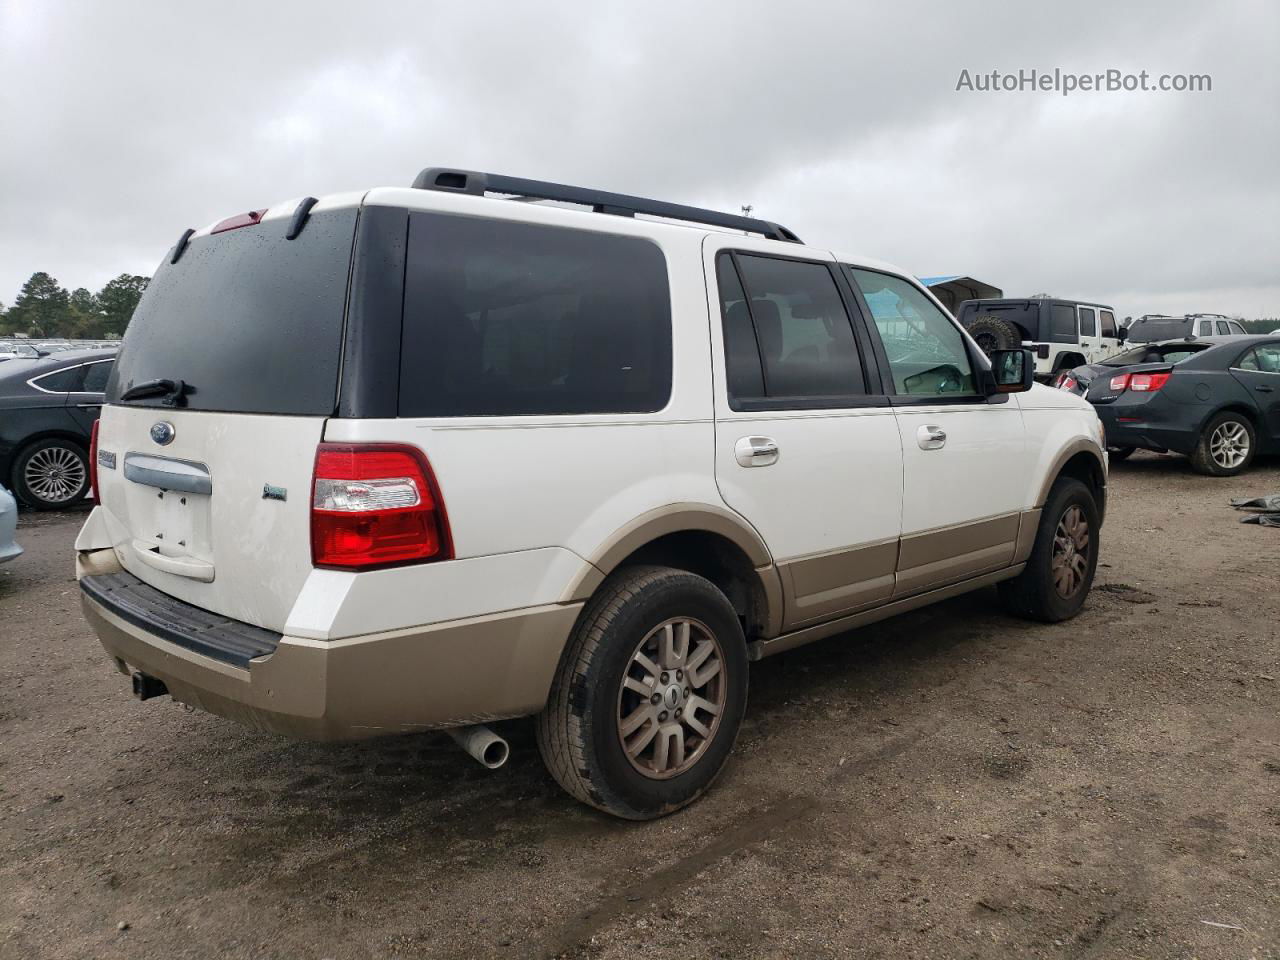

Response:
(410, 167), (802, 243)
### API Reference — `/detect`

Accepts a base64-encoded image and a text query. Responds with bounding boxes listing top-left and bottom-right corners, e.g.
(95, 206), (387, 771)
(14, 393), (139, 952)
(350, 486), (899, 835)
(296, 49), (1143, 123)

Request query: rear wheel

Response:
(966, 316), (1021, 356)
(999, 478), (1099, 622)
(12, 438), (90, 510)
(1190, 412), (1255, 477)
(537, 566), (748, 820)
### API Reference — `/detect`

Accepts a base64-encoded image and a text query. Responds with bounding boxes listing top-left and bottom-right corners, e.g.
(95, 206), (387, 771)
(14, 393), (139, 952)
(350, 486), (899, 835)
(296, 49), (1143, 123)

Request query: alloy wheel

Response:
(1209, 421), (1249, 470)
(1050, 505), (1090, 599)
(23, 445), (86, 505)
(616, 618), (726, 780)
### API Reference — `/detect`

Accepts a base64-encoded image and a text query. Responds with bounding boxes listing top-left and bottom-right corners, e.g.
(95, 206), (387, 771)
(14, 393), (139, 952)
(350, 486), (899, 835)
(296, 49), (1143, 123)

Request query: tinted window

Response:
(109, 209), (358, 414)
(81, 359), (113, 393)
(727, 255), (865, 400)
(1049, 304), (1077, 340)
(1129, 318), (1189, 342)
(33, 365), (86, 392)
(716, 254), (765, 400)
(1199, 320), (1215, 336)
(851, 268), (976, 396)
(1079, 307), (1096, 336)
(400, 213), (671, 417)
(1216, 320), (1232, 336)
(1229, 321), (1247, 335)
(1100, 310), (1117, 337)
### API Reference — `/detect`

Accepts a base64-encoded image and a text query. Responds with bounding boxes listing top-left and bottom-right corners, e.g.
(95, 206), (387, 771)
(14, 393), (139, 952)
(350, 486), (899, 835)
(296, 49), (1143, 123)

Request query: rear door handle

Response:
(917, 425), (946, 450)
(734, 436), (779, 467)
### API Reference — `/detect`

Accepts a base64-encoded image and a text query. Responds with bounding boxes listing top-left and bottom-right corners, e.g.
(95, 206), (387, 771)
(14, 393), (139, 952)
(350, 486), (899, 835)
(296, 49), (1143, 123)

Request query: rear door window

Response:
(1216, 320), (1232, 336)
(400, 213), (672, 417)
(1079, 307), (1097, 336)
(721, 254), (866, 402)
(81, 359), (114, 393)
(109, 209), (358, 415)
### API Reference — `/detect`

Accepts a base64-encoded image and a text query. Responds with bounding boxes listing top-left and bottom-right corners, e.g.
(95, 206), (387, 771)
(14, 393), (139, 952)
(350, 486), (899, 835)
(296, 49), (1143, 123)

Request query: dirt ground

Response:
(2, 453), (1278, 960)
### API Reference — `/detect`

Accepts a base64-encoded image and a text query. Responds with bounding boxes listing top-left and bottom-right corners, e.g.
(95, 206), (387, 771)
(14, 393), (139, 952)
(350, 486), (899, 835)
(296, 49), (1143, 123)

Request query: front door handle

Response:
(734, 436), (779, 467)
(917, 425), (947, 450)
(1256, 385), (1274, 393)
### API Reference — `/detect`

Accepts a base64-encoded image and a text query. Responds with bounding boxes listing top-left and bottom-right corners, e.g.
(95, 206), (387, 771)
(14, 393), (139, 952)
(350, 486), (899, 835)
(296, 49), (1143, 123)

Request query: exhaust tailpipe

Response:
(447, 724), (509, 769)
(132, 672), (169, 701)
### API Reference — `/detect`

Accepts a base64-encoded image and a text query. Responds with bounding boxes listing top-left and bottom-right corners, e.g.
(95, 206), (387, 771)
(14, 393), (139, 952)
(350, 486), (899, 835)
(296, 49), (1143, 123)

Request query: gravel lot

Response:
(2, 453), (1278, 960)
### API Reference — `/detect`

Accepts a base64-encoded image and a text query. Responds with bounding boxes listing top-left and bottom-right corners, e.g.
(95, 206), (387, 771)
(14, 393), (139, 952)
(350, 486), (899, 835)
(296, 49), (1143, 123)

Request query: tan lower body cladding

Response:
(775, 510), (1040, 634)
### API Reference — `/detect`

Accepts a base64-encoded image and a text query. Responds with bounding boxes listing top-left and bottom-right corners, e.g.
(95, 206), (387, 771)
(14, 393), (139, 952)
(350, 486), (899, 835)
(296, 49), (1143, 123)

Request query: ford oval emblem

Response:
(150, 421), (175, 446)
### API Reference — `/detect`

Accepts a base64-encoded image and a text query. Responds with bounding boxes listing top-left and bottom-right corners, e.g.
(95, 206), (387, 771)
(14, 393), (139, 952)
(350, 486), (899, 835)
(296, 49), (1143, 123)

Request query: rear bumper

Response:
(78, 549), (582, 740)
(1093, 402), (1196, 455)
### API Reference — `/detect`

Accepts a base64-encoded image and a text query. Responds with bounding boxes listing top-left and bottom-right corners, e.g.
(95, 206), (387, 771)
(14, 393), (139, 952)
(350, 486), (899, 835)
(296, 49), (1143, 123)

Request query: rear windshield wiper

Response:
(120, 378), (191, 406)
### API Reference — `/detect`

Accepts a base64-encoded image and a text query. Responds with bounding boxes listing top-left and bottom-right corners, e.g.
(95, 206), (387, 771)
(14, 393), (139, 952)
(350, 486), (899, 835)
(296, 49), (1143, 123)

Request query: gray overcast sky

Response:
(2, 0), (1277, 320)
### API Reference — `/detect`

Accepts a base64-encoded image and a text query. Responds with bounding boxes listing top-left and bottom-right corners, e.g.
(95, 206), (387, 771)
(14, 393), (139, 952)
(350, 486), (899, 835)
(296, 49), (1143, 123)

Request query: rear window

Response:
(107, 209), (358, 415)
(1128, 318), (1189, 342)
(399, 212), (672, 417)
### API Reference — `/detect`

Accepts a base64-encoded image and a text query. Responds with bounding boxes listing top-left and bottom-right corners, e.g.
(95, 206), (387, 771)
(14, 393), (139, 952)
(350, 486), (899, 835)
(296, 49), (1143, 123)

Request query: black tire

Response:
(1107, 446), (1135, 462)
(536, 565), (748, 820)
(999, 478), (1099, 623)
(1189, 411), (1256, 477)
(11, 437), (90, 510)
(966, 316), (1021, 356)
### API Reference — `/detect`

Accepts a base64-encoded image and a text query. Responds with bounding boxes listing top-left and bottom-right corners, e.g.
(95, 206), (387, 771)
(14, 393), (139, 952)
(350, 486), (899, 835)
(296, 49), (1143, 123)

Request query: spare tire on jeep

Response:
(966, 315), (1021, 356)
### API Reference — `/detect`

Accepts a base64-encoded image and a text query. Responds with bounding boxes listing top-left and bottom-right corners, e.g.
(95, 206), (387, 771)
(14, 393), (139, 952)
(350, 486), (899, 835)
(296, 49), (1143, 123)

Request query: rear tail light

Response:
(1110, 371), (1170, 393)
(1129, 372), (1170, 392)
(89, 420), (101, 505)
(310, 443), (453, 570)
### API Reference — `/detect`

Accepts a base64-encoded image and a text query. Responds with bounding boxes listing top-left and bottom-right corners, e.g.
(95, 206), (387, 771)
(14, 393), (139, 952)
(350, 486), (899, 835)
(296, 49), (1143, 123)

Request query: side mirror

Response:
(1117, 327), (1128, 343)
(990, 348), (1034, 393)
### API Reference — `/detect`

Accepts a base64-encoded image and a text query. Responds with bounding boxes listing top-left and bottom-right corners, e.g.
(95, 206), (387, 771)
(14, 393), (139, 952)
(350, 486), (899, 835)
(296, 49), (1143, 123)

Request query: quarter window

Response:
(400, 213), (672, 417)
(849, 269), (977, 397)
(718, 254), (866, 403)
(1049, 304), (1077, 340)
(1199, 320), (1214, 337)
(32, 366), (85, 392)
(1079, 307), (1097, 337)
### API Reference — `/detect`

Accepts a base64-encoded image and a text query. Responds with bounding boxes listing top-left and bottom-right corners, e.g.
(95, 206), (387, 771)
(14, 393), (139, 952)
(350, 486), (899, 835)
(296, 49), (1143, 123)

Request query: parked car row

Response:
(1054, 337), (1280, 475)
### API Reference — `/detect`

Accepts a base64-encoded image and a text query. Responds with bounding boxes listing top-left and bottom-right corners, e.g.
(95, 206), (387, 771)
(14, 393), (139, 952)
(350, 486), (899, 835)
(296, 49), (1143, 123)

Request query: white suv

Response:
(76, 169), (1107, 819)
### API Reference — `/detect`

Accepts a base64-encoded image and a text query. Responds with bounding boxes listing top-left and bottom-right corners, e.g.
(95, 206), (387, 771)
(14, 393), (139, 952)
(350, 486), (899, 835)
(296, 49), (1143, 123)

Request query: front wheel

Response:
(12, 438), (90, 509)
(1190, 412), (1255, 476)
(999, 478), (1099, 622)
(537, 566), (748, 820)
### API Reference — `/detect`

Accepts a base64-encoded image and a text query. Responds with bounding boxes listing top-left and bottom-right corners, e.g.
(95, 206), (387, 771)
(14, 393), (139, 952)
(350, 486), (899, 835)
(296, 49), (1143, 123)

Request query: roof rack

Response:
(410, 167), (802, 244)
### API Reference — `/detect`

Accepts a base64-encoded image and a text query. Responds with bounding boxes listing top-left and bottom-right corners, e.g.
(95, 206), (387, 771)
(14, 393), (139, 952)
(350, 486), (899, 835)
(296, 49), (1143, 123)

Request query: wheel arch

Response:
(562, 505), (784, 642)
(1037, 441), (1107, 522)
